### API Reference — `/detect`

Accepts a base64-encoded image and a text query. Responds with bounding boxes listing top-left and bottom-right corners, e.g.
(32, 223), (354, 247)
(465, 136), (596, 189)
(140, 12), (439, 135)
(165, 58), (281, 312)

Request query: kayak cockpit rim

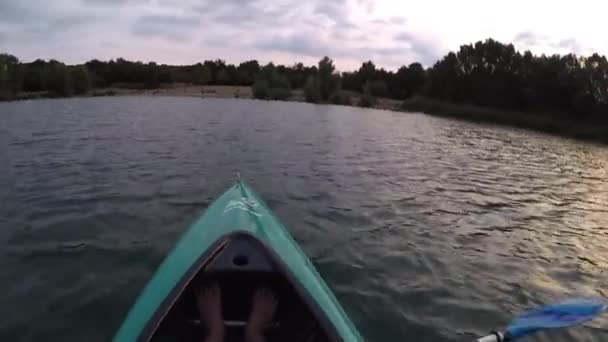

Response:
(135, 231), (344, 342)
(136, 236), (229, 341)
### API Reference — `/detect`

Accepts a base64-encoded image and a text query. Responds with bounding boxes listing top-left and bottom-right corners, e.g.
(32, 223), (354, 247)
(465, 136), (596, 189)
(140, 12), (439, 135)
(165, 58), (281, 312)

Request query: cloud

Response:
(513, 31), (551, 48)
(0, 1), (104, 34)
(393, 32), (443, 65)
(310, 0), (359, 31)
(1, 0), (602, 70)
(370, 16), (407, 26)
(255, 32), (334, 58)
(254, 27), (442, 69)
(0, 2), (29, 23)
(394, 32), (415, 42)
(389, 17), (407, 25)
(193, 0), (295, 28)
(136, 14), (200, 27)
(314, 0), (345, 18)
(313, 0), (354, 26)
(514, 31), (587, 55)
(131, 14), (201, 41)
(80, 0), (133, 4)
(555, 38), (582, 54)
(356, 0), (376, 13)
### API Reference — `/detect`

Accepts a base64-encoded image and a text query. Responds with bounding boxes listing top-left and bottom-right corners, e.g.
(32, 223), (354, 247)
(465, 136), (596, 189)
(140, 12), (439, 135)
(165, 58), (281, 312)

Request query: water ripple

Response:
(0, 97), (606, 341)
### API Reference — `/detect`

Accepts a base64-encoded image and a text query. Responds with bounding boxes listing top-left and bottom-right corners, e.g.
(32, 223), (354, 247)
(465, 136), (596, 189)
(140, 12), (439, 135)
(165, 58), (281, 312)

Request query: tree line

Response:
(1, 38), (608, 122)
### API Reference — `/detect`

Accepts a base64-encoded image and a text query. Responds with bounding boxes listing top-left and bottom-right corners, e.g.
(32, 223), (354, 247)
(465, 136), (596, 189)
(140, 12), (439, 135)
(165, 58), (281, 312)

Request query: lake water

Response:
(1, 97), (607, 341)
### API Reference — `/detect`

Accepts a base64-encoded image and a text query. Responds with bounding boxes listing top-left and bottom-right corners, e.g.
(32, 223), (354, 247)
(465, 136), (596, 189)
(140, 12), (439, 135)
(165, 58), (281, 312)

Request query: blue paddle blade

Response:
(506, 298), (607, 340)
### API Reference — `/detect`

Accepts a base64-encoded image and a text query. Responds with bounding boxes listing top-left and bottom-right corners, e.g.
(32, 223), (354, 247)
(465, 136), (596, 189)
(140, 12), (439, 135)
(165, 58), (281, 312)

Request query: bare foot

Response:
(196, 283), (224, 342)
(246, 288), (278, 342)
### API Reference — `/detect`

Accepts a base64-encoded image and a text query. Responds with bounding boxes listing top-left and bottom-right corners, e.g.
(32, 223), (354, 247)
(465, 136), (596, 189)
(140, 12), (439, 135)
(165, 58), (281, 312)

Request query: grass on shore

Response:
(400, 96), (608, 143)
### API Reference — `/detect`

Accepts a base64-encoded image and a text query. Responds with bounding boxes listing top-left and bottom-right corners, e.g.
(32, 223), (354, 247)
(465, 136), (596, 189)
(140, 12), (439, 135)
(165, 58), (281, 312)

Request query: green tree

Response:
(359, 80), (378, 107)
(317, 56), (340, 100)
(216, 68), (230, 85)
(366, 80), (388, 97)
(393, 63), (427, 99)
(0, 54), (21, 98)
(145, 62), (160, 89)
(44, 60), (72, 96)
(236, 60), (260, 85)
(304, 75), (321, 103)
(252, 63), (291, 100)
(193, 64), (212, 85)
(358, 61), (376, 88)
(0, 60), (8, 97)
(71, 66), (92, 94)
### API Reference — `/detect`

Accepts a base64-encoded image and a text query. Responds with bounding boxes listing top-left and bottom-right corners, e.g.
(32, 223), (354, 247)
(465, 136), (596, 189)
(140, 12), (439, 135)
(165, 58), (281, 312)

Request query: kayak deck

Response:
(114, 181), (362, 342)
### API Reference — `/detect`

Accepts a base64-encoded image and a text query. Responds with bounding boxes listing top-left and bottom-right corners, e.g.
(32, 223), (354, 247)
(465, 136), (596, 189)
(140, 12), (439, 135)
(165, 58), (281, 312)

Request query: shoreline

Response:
(401, 97), (608, 144)
(3, 84), (607, 144)
(2, 84), (404, 111)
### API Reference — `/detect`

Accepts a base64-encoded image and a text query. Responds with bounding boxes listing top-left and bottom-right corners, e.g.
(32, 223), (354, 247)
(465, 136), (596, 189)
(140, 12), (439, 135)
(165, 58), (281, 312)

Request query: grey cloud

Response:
(137, 14), (200, 27)
(3, 0), (442, 69)
(131, 13), (201, 41)
(192, 0), (300, 31)
(255, 29), (442, 68)
(0, 2), (41, 24)
(314, 0), (345, 18)
(515, 31), (584, 54)
(393, 32), (442, 65)
(356, 0), (376, 12)
(195, 0), (266, 21)
(555, 38), (582, 53)
(514, 31), (548, 46)
(102, 40), (121, 49)
(0, 1), (104, 33)
(200, 32), (243, 48)
(314, 0), (358, 29)
(80, 0), (133, 5)
(394, 32), (414, 42)
(254, 32), (333, 58)
(389, 17), (407, 25)
(371, 16), (407, 26)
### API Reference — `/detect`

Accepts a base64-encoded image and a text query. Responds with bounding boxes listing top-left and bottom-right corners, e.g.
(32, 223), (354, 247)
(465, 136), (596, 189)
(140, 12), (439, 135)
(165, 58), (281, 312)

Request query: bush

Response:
(358, 94), (377, 108)
(329, 91), (351, 105)
(0, 91), (14, 101)
(269, 87), (290, 100)
(252, 65), (291, 100)
(364, 80), (388, 97)
(304, 76), (321, 103)
(91, 89), (116, 97)
(252, 79), (270, 99)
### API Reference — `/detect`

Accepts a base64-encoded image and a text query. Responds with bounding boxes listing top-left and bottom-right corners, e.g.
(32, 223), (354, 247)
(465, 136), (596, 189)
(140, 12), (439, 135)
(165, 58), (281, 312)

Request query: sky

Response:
(0, 0), (606, 71)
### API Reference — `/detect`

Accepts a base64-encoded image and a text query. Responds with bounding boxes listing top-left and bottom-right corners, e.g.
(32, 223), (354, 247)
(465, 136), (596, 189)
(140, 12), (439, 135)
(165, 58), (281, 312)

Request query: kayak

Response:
(114, 180), (363, 342)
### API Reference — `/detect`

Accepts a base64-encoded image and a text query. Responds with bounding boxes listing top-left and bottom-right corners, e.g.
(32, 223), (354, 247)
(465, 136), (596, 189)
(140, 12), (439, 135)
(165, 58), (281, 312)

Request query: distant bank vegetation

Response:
(1, 38), (608, 140)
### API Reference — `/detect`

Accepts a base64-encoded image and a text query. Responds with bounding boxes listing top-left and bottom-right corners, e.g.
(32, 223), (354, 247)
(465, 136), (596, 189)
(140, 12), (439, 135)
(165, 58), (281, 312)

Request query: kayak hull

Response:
(114, 181), (362, 342)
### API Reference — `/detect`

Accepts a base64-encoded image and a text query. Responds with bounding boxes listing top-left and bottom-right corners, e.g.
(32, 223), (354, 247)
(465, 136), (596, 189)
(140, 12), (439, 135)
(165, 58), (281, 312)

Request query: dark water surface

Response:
(1, 97), (607, 341)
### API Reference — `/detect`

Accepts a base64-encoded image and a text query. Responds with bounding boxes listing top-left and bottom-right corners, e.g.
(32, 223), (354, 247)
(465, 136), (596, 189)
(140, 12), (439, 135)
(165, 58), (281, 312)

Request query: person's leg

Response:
(245, 288), (278, 342)
(196, 283), (225, 342)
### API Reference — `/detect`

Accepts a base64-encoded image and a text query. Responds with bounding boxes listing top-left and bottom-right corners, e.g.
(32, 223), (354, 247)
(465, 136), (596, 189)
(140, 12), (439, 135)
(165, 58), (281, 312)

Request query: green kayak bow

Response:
(114, 181), (363, 342)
